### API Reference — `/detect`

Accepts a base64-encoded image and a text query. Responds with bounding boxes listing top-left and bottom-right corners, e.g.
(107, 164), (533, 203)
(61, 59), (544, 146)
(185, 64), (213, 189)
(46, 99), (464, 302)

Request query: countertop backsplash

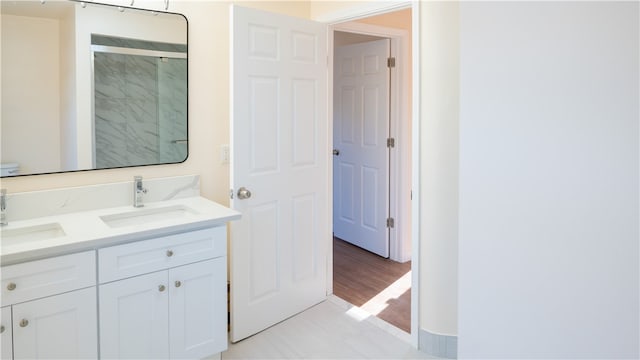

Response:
(4, 175), (200, 222)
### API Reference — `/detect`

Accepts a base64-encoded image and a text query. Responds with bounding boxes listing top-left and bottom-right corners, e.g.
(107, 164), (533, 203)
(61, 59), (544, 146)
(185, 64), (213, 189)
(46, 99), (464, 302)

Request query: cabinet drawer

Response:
(98, 227), (225, 283)
(1, 251), (96, 307)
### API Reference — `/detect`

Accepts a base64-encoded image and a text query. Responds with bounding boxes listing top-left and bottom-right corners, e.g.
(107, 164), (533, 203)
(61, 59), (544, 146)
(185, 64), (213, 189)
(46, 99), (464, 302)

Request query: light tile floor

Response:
(222, 297), (439, 359)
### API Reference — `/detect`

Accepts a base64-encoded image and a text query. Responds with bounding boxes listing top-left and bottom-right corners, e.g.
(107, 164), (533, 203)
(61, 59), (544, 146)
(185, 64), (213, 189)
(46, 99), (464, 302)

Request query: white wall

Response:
(458, 2), (639, 358)
(1, 14), (62, 174)
(419, 1), (459, 337)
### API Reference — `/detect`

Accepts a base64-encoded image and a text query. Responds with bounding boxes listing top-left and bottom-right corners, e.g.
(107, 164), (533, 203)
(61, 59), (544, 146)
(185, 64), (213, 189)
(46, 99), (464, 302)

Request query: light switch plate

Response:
(221, 145), (230, 164)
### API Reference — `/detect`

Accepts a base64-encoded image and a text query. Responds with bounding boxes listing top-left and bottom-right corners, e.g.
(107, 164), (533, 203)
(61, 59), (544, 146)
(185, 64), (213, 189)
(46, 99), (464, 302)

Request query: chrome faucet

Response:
(133, 176), (148, 208)
(1, 189), (7, 226)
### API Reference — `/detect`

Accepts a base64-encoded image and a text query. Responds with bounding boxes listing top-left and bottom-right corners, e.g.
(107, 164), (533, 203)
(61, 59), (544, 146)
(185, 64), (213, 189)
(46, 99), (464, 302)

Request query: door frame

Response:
(322, 0), (420, 347)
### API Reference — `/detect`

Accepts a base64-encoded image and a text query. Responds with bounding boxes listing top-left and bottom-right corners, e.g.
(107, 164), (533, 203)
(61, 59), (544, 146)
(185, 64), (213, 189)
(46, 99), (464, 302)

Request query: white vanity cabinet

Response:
(1, 306), (12, 360)
(0, 251), (98, 360)
(98, 226), (227, 359)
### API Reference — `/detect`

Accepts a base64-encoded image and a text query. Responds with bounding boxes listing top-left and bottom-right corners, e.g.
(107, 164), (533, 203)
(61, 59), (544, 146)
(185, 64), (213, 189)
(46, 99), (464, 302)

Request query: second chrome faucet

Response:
(133, 176), (148, 208)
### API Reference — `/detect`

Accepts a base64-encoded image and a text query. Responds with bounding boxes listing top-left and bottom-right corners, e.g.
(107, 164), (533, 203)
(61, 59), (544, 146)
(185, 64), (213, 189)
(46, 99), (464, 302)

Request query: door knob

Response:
(333, 149), (340, 156)
(237, 187), (252, 200)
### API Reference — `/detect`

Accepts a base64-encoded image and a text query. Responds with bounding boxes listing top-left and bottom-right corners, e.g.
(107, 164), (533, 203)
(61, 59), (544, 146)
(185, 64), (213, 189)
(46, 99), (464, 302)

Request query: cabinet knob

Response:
(7, 283), (16, 291)
(0, 325), (4, 333)
(19, 319), (28, 328)
(158, 285), (166, 292)
(166, 250), (174, 257)
(175, 280), (182, 288)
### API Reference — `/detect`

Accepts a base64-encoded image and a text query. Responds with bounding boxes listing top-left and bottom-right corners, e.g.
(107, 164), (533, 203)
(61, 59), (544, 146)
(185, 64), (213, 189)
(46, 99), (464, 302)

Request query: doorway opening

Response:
(331, 7), (413, 334)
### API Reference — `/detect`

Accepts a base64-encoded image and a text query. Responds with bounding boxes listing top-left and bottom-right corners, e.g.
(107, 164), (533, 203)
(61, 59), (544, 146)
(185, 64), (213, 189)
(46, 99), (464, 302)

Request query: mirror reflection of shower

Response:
(92, 34), (187, 169)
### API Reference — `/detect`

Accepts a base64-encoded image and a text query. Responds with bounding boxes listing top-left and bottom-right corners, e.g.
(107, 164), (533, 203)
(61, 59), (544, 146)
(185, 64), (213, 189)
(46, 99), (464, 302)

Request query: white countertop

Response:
(0, 196), (241, 266)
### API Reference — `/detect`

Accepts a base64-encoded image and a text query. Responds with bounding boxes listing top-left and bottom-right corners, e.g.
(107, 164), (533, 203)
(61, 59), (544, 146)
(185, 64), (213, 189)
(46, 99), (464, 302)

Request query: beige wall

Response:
(310, 0), (401, 22)
(357, 7), (411, 29)
(334, 31), (382, 47)
(1, 15), (62, 174)
(60, 6), (77, 171)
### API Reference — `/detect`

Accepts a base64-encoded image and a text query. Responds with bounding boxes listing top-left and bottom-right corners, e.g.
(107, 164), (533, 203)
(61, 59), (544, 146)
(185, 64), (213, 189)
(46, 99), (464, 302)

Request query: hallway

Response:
(333, 237), (411, 332)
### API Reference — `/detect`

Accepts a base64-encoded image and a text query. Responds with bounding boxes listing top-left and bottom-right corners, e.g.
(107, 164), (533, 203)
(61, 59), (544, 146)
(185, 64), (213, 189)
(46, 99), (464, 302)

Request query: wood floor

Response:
(333, 237), (411, 333)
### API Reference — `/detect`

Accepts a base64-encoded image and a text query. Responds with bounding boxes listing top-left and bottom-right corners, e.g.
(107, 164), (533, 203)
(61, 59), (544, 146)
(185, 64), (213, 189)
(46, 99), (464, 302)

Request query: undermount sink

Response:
(1, 223), (66, 247)
(100, 205), (199, 228)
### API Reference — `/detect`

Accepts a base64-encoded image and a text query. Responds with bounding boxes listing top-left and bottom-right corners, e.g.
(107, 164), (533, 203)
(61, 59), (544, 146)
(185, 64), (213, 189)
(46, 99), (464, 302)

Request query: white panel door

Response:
(230, 5), (328, 342)
(169, 258), (227, 358)
(333, 39), (391, 257)
(99, 271), (169, 359)
(12, 287), (97, 359)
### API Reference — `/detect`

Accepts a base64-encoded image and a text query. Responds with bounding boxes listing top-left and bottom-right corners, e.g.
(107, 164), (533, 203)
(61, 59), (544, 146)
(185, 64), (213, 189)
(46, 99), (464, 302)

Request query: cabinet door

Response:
(1, 306), (12, 360)
(12, 287), (97, 359)
(99, 271), (169, 359)
(169, 258), (227, 359)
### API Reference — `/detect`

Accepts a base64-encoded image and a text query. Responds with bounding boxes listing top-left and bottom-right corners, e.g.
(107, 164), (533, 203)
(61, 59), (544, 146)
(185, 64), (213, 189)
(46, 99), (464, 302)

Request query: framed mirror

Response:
(1, 1), (188, 177)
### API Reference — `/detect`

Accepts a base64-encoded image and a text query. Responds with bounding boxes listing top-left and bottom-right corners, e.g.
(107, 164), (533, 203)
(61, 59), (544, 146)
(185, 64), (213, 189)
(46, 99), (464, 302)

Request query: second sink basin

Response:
(1, 223), (66, 248)
(100, 205), (199, 228)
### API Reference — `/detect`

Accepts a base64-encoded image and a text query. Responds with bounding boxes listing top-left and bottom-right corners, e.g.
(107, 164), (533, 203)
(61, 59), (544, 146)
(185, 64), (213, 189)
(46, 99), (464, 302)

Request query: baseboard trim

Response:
(419, 328), (457, 359)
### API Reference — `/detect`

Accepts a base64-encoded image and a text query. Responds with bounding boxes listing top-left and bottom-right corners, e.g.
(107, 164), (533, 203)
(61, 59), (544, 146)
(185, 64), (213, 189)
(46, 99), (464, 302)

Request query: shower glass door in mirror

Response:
(0, 1), (188, 177)
(92, 36), (187, 169)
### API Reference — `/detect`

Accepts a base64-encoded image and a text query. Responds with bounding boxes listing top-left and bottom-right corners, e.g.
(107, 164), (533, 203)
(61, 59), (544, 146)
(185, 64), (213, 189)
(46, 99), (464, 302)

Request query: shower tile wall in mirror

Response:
(93, 35), (187, 169)
(0, 1), (188, 177)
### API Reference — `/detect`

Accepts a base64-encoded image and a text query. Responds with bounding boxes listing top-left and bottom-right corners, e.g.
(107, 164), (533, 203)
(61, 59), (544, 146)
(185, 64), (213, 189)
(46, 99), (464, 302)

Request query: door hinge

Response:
(386, 217), (395, 228)
(387, 57), (396, 68)
(229, 189), (234, 199)
(387, 138), (395, 148)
